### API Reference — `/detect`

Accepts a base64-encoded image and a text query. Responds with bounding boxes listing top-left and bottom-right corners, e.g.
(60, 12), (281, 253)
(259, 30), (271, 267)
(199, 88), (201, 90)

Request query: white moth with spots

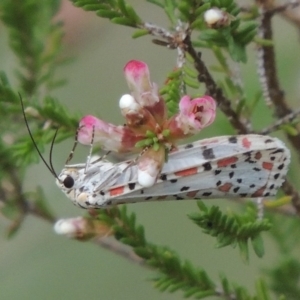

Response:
(56, 134), (290, 209)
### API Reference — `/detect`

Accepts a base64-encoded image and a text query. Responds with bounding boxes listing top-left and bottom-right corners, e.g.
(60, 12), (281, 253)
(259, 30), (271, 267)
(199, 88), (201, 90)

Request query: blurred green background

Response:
(0, 1), (299, 299)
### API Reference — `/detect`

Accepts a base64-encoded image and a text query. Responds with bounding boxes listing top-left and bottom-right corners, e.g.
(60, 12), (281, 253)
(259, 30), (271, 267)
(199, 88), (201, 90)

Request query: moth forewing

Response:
(56, 135), (290, 209)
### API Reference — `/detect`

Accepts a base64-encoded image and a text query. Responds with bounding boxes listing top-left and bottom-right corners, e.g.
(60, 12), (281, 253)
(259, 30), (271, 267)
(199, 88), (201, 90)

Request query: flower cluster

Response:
(78, 60), (216, 187)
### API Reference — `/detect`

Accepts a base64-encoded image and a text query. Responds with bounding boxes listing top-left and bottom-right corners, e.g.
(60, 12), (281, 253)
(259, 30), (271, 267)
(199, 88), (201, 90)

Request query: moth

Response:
(56, 134), (290, 209)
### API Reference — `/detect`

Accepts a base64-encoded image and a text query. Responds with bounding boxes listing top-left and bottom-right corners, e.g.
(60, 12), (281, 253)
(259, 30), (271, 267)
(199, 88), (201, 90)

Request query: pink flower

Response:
(179, 95), (216, 127)
(124, 60), (166, 123)
(78, 115), (142, 153)
(167, 95), (216, 139)
(76, 60), (217, 187)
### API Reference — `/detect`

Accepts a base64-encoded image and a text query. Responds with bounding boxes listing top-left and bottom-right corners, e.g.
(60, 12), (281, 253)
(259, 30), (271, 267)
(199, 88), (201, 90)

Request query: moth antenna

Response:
(49, 127), (59, 178)
(19, 93), (60, 181)
(65, 125), (82, 165)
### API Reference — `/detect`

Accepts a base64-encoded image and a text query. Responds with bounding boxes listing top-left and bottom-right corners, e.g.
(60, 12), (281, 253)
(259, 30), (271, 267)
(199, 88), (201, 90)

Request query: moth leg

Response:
(84, 125), (95, 173)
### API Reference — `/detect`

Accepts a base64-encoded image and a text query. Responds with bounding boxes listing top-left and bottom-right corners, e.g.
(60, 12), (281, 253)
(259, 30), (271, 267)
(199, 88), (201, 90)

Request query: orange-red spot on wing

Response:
(109, 186), (125, 196)
(255, 152), (262, 160)
(251, 186), (266, 197)
(218, 183), (233, 192)
(187, 190), (199, 198)
(242, 137), (251, 149)
(174, 167), (198, 177)
(201, 139), (219, 145)
(217, 156), (238, 168)
(157, 195), (168, 200)
(262, 162), (273, 170)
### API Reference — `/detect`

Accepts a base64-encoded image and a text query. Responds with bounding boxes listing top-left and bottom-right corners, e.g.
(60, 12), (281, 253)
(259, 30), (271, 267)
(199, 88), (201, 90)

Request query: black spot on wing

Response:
(128, 183), (136, 190)
(278, 164), (284, 170)
(184, 144), (194, 149)
(229, 172), (234, 179)
(170, 179), (177, 183)
(203, 162), (212, 171)
(243, 152), (256, 164)
(215, 169), (221, 175)
(180, 186), (190, 191)
(233, 187), (240, 193)
(203, 148), (215, 159)
(160, 174), (167, 181)
(265, 139), (273, 143)
(228, 136), (237, 143)
(237, 178), (242, 183)
(202, 192), (212, 196)
(271, 149), (284, 154)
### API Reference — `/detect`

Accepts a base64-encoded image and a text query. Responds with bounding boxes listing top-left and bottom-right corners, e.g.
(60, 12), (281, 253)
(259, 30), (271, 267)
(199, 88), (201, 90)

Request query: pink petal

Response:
(167, 95), (216, 139)
(178, 95), (191, 114)
(137, 146), (165, 187)
(78, 115), (141, 152)
(166, 113), (194, 139)
(124, 60), (166, 123)
(124, 60), (152, 98)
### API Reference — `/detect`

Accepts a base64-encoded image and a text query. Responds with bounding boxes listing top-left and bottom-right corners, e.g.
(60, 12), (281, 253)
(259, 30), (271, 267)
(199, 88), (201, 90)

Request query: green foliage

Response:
(0, 0), (299, 299)
(97, 206), (273, 299)
(71, 0), (142, 27)
(71, 0), (257, 63)
(267, 257), (300, 300)
(0, 0), (78, 236)
(160, 68), (182, 115)
(160, 54), (205, 116)
(0, 0), (64, 95)
(178, 0), (258, 62)
(188, 201), (271, 262)
(197, 19), (257, 63)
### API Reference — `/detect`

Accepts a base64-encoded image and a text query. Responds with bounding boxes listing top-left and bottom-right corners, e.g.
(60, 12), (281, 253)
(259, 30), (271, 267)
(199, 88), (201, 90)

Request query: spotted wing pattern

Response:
(56, 135), (290, 209)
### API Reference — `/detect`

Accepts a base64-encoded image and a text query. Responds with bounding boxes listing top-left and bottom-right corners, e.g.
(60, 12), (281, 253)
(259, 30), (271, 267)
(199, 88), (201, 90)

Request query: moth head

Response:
(56, 168), (80, 192)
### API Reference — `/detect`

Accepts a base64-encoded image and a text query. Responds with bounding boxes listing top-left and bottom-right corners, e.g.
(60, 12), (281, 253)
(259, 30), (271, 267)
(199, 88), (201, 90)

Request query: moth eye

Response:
(63, 176), (74, 189)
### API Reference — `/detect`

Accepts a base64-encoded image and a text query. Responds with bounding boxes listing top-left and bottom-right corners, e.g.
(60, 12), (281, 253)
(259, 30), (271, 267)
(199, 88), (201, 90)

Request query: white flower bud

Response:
(54, 217), (85, 238)
(204, 8), (230, 28)
(119, 94), (142, 116)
